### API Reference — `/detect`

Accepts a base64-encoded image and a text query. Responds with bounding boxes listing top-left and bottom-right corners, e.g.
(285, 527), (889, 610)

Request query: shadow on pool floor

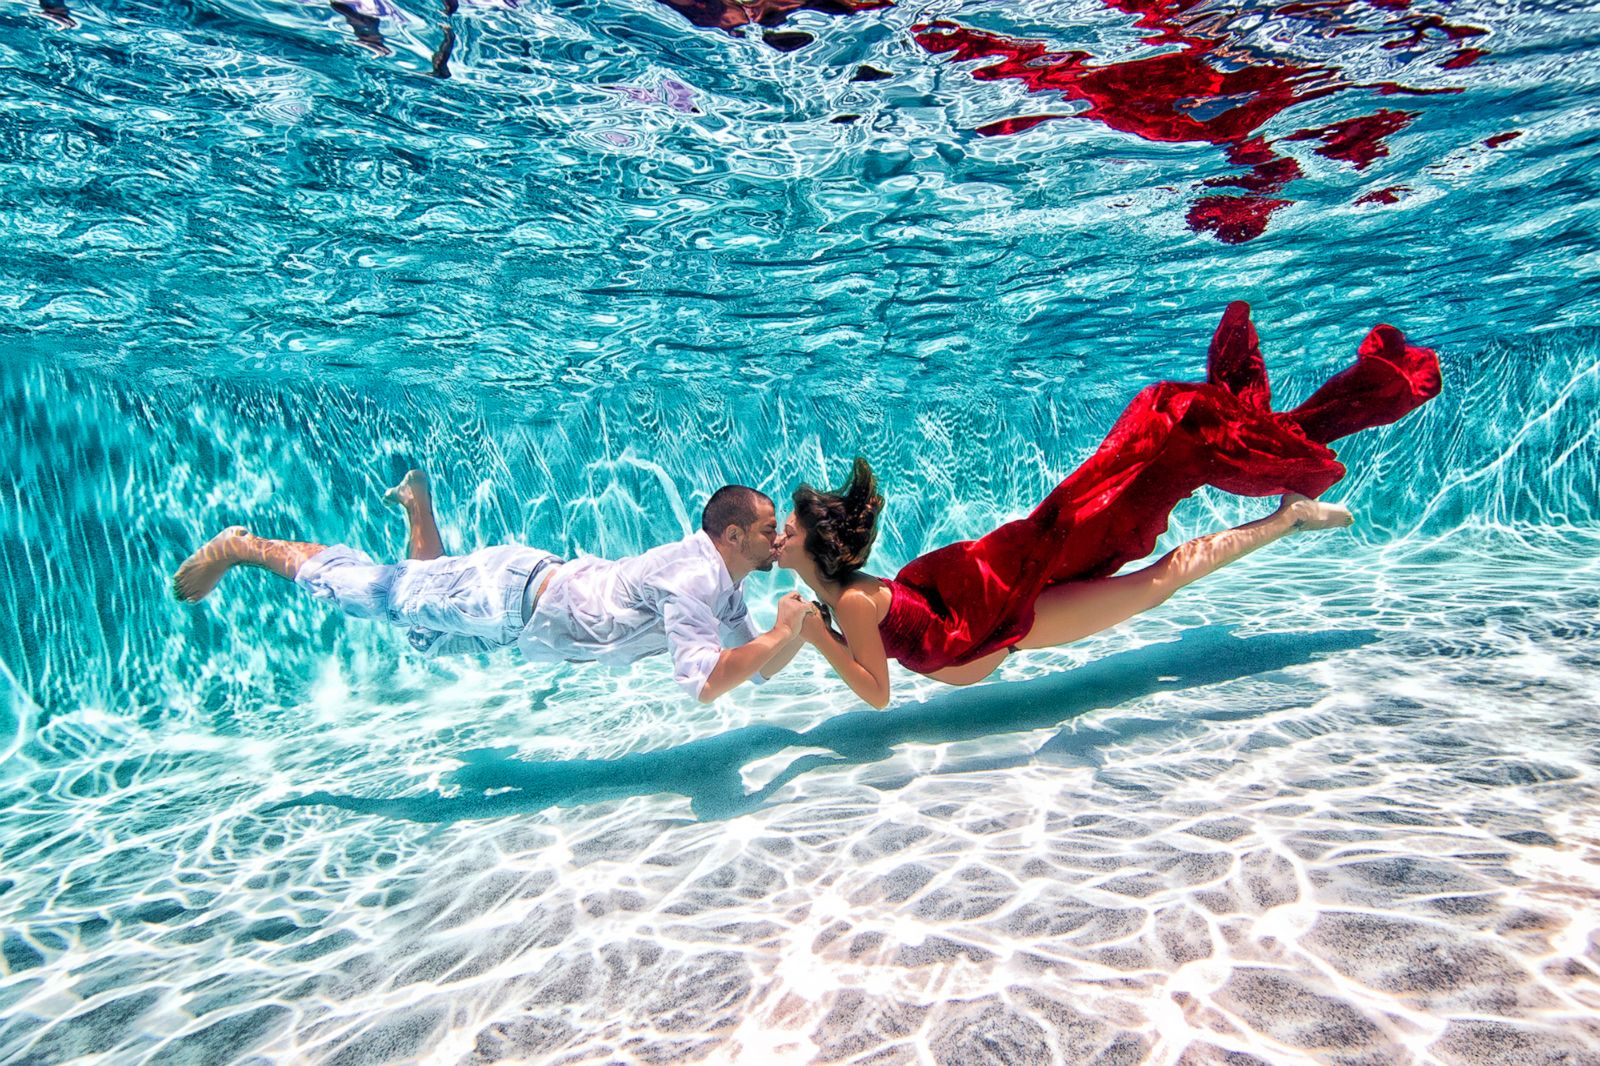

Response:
(271, 624), (1376, 822)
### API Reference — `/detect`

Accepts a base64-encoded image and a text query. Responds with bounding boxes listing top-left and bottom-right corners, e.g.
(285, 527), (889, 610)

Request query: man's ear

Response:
(721, 524), (742, 545)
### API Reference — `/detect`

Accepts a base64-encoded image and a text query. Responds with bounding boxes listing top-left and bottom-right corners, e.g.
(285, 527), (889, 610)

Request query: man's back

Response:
(519, 529), (759, 696)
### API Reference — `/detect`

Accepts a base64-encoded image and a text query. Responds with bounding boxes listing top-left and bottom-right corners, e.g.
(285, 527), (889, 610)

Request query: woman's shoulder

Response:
(838, 575), (892, 622)
(839, 573), (885, 596)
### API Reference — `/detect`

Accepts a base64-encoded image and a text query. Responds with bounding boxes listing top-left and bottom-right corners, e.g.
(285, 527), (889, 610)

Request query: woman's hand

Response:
(799, 601), (832, 644)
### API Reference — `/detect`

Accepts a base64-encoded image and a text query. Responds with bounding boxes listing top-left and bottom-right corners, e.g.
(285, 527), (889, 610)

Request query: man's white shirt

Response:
(518, 530), (765, 698)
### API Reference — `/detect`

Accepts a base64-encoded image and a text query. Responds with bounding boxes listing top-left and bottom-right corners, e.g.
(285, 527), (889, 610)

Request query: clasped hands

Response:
(776, 591), (834, 644)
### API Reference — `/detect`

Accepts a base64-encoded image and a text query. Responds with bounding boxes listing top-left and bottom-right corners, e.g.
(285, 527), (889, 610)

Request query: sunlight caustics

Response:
(3, 0), (1599, 1060)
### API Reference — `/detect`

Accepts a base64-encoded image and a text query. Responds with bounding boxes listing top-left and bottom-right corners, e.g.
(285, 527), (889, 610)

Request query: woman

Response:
(775, 302), (1441, 707)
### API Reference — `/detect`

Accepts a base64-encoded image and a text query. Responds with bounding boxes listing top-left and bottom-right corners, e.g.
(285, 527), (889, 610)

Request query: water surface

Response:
(3, 0), (1599, 1061)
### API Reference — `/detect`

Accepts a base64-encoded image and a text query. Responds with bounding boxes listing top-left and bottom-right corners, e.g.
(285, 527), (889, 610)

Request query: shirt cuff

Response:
(674, 654), (717, 701)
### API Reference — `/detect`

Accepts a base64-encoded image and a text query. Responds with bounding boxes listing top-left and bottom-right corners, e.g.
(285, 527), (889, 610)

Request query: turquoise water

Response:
(4, 0), (1600, 1061)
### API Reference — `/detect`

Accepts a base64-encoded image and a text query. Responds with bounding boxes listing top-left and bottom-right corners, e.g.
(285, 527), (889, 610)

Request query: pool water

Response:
(3, 0), (1599, 1061)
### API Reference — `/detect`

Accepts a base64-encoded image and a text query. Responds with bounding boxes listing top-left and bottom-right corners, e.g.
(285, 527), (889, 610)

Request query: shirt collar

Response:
(690, 529), (739, 593)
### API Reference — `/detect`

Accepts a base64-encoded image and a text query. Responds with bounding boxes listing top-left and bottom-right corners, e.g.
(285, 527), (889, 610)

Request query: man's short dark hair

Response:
(701, 485), (771, 538)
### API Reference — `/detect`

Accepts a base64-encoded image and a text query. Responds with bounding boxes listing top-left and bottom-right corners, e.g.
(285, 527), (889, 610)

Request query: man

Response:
(172, 470), (811, 702)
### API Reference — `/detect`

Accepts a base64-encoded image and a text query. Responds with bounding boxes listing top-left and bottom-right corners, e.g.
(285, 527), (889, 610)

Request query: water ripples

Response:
(5, 0), (1600, 1060)
(5, 0), (1598, 387)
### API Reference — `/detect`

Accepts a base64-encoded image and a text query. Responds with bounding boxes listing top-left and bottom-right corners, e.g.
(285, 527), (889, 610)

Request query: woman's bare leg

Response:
(173, 527), (328, 602)
(1016, 494), (1354, 651)
(385, 469), (444, 561)
(930, 649), (1010, 687)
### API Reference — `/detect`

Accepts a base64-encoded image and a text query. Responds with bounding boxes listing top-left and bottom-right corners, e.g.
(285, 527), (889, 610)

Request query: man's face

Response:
(736, 499), (780, 573)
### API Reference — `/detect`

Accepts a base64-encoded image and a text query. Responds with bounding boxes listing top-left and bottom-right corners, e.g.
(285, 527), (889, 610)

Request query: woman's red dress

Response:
(877, 301), (1442, 674)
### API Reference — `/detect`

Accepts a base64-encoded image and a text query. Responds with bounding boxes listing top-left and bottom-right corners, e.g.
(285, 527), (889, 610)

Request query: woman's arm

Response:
(804, 588), (892, 708)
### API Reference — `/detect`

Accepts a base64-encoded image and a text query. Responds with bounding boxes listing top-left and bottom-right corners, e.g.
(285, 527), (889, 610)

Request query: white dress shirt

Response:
(517, 530), (765, 698)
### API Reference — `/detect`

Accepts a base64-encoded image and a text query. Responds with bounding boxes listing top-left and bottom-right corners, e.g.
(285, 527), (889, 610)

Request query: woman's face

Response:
(775, 512), (809, 572)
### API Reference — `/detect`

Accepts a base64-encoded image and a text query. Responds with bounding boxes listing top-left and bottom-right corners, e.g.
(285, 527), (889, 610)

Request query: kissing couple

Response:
(174, 303), (1440, 707)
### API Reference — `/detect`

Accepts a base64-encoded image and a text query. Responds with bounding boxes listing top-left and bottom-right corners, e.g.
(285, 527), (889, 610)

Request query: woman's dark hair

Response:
(792, 458), (884, 583)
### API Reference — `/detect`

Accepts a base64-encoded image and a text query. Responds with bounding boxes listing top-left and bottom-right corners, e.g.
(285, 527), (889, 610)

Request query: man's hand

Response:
(698, 593), (815, 702)
(775, 591), (813, 636)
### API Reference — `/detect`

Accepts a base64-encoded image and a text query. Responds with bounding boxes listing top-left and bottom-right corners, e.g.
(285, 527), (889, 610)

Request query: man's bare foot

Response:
(1279, 493), (1355, 532)
(384, 469), (431, 512)
(173, 526), (251, 602)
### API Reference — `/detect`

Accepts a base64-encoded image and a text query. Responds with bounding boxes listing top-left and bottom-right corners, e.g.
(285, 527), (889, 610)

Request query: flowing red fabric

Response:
(879, 301), (1442, 674)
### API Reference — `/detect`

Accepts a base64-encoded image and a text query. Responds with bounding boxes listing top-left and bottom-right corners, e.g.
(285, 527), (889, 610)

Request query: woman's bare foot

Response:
(384, 469), (431, 513)
(173, 526), (251, 602)
(1279, 493), (1355, 532)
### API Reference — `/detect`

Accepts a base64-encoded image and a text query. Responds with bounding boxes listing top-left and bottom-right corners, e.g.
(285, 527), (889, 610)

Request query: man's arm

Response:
(756, 624), (806, 680)
(663, 592), (804, 703)
(697, 594), (811, 703)
(724, 593), (807, 682)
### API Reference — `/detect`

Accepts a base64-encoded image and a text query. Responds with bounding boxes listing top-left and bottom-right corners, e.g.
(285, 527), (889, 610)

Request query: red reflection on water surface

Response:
(912, 0), (1488, 241)
(914, 20), (1335, 149)
(656, 0), (891, 32)
(1187, 195), (1293, 244)
(1440, 48), (1486, 69)
(1355, 185), (1407, 205)
(1285, 110), (1416, 169)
